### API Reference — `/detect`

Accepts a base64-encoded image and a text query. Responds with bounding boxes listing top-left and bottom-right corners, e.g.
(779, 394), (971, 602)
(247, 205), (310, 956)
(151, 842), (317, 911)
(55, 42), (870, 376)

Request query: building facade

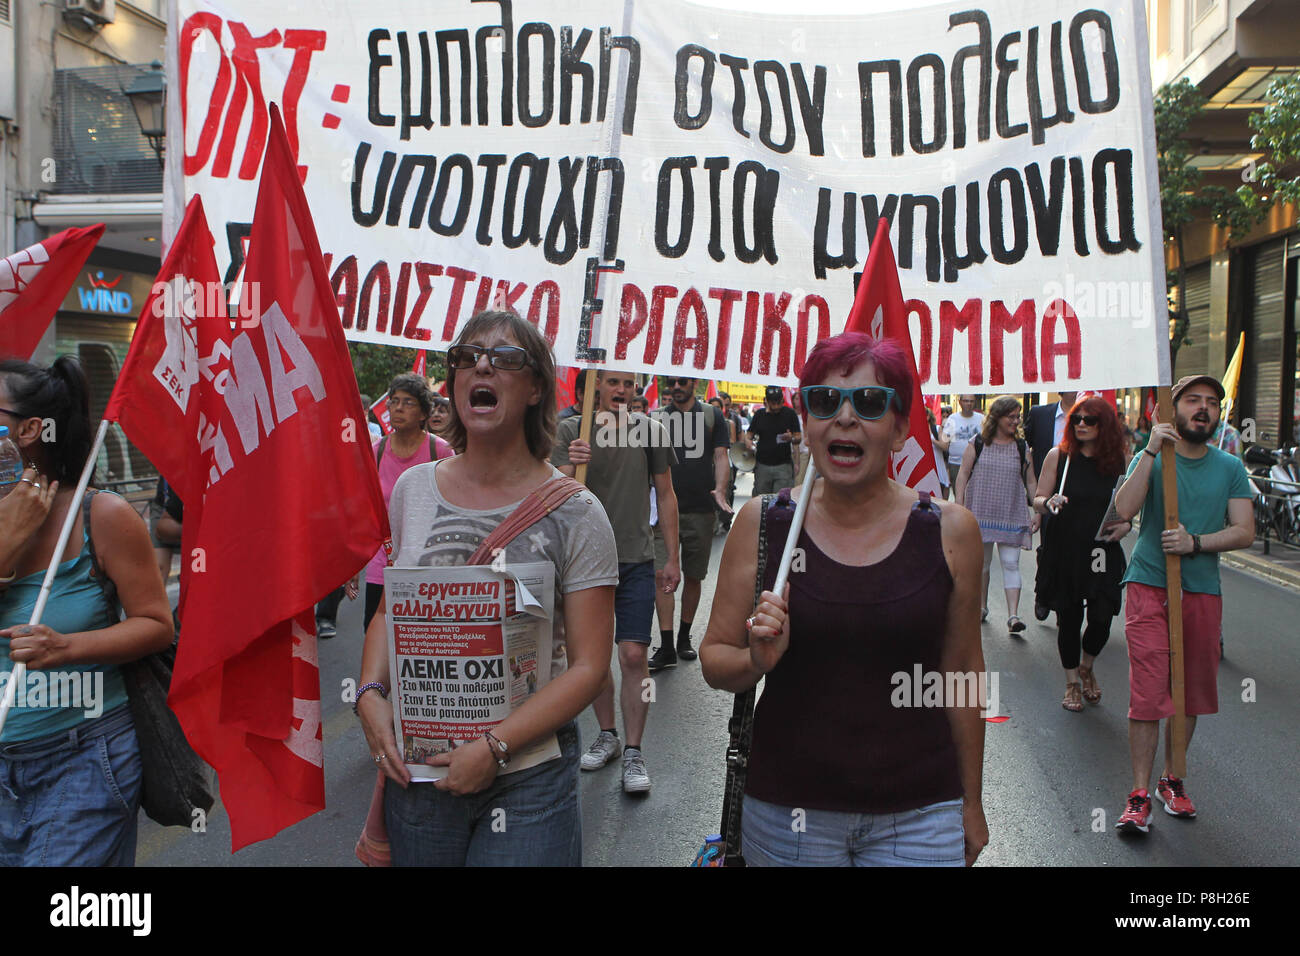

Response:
(2, 0), (167, 489)
(1150, 0), (1300, 449)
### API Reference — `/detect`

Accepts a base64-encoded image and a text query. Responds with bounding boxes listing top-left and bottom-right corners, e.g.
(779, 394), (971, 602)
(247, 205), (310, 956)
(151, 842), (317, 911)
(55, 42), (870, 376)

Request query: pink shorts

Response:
(1124, 582), (1221, 721)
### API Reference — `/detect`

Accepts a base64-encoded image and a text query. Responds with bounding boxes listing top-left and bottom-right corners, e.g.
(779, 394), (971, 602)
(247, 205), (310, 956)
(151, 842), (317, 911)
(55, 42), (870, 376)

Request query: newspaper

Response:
(384, 561), (559, 781)
(1094, 477), (1128, 541)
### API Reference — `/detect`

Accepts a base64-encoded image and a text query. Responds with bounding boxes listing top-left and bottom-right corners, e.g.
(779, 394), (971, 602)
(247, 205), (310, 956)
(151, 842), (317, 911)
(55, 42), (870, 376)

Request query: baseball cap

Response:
(1171, 375), (1225, 402)
(765, 385), (784, 401)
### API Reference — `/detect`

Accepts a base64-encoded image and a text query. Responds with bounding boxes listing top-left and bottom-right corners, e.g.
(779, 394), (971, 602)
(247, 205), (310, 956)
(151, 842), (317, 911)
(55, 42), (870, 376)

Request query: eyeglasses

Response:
(447, 344), (534, 371)
(0, 407), (23, 418)
(1070, 414), (1100, 426)
(387, 397), (421, 409)
(665, 377), (693, 387)
(800, 385), (899, 421)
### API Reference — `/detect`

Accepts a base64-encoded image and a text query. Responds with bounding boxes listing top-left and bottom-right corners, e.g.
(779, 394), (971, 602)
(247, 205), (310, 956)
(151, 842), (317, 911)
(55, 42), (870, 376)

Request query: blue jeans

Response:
(384, 722), (581, 866)
(613, 561), (655, 644)
(742, 794), (965, 867)
(0, 704), (141, 866)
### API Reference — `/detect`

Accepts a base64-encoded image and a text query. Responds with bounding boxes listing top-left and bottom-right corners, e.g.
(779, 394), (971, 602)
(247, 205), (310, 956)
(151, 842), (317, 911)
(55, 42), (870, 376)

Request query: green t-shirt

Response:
(1122, 445), (1252, 595)
(551, 412), (675, 564)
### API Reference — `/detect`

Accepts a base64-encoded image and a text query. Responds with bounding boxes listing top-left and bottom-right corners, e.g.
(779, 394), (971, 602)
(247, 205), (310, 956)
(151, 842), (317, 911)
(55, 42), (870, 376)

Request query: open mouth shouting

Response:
(827, 440), (865, 467)
(468, 384), (499, 410)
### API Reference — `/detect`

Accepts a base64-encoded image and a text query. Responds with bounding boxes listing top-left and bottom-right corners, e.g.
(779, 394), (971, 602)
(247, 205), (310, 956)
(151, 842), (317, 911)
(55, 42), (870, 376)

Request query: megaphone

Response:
(729, 444), (756, 472)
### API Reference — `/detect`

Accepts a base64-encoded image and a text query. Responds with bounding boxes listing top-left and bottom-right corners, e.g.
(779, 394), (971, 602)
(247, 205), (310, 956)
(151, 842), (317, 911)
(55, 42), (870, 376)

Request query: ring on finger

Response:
(746, 616), (756, 629)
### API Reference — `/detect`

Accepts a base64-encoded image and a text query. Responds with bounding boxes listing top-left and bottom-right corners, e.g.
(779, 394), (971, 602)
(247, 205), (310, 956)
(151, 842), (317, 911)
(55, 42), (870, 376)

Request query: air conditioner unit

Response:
(63, 0), (116, 26)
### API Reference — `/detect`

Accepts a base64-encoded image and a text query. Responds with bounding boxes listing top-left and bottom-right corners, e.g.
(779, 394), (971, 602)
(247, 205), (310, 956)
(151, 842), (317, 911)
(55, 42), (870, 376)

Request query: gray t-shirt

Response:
(551, 412), (675, 564)
(387, 460), (619, 681)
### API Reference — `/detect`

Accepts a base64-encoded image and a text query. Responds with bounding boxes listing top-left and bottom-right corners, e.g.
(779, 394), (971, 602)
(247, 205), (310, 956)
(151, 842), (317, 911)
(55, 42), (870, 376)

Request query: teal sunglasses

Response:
(800, 385), (900, 421)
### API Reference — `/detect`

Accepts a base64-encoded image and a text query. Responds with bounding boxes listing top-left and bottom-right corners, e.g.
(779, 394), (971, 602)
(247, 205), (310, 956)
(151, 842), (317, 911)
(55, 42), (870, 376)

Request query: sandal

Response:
(1007, 616), (1026, 634)
(1062, 682), (1083, 712)
(1078, 665), (1101, 703)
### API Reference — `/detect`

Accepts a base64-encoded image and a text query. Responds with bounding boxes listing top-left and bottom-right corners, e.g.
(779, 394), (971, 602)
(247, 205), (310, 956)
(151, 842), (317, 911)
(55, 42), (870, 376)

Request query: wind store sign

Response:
(61, 269), (155, 317)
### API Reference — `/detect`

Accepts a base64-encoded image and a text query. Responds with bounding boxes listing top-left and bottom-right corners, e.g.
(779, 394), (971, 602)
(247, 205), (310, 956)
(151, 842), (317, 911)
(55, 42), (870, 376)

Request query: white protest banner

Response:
(172, 0), (1167, 392)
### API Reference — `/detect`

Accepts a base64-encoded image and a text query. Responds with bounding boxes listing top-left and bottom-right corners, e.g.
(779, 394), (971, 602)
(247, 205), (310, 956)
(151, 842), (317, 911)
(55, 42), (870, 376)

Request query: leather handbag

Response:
(83, 491), (217, 828)
(709, 491), (780, 866)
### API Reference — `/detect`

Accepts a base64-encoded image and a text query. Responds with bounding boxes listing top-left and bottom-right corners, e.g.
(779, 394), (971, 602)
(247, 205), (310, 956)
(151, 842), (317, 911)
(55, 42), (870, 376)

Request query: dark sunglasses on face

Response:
(1070, 414), (1099, 426)
(447, 344), (533, 371)
(800, 385), (899, 421)
(665, 377), (693, 387)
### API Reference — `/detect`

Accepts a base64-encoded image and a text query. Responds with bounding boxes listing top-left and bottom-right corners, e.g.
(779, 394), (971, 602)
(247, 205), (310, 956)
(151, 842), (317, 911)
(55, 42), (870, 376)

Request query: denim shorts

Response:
(384, 721), (581, 866)
(741, 793), (965, 867)
(613, 560), (655, 645)
(0, 703), (142, 866)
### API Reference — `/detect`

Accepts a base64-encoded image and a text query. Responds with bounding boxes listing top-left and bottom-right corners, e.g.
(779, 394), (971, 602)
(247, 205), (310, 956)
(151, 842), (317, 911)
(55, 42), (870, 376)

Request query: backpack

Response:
(972, 434), (1029, 478)
(376, 433), (437, 466)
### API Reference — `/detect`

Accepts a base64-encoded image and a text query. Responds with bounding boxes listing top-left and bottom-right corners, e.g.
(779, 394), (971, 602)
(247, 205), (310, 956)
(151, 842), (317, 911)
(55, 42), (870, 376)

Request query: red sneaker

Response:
(1115, 789), (1152, 834)
(1157, 776), (1197, 818)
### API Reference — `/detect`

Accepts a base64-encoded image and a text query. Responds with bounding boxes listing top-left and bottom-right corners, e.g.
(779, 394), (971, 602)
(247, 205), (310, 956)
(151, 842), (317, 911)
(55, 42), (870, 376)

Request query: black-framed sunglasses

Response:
(1070, 414), (1099, 427)
(447, 344), (534, 371)
(664, 377), (693, 387)
(800, 385), (899, 421)
(0, 407), (24, 418)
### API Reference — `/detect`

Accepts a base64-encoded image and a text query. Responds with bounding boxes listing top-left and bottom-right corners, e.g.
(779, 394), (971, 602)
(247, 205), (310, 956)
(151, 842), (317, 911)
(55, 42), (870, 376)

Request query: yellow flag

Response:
(1222, 332), (1245, 406)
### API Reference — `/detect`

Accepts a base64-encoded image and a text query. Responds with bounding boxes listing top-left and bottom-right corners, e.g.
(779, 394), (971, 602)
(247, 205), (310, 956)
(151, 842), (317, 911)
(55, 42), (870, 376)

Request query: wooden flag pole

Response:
(574, 369), (598, 487)
(1156, 386), (1187, 778)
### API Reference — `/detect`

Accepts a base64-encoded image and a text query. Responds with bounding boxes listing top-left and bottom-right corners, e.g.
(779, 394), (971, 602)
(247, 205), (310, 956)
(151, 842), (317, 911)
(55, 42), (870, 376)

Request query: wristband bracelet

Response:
(1192, 534), (1202, 555)
(1144, 447), (1158, 459)
(483, 730), (510, 768)
(353, 681), (388, 715)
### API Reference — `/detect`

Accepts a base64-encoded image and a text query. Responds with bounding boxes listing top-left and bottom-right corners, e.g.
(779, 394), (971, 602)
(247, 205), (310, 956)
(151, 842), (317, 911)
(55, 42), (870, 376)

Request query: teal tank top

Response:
(0, 510), (130, 743)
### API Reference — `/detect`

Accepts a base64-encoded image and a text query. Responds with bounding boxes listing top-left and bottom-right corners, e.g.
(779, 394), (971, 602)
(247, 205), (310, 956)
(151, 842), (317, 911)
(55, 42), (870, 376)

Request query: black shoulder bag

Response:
(717, 491), (778, 866)
(83, 490), (217, 828)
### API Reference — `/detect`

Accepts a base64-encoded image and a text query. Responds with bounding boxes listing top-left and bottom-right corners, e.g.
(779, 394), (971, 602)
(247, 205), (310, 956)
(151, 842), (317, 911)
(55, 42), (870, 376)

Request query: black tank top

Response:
(746, 490), (965, 813)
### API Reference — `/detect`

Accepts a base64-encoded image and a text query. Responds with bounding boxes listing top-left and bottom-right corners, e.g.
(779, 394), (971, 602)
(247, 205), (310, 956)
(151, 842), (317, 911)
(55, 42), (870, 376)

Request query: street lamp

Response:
(124, 61), (166, 168)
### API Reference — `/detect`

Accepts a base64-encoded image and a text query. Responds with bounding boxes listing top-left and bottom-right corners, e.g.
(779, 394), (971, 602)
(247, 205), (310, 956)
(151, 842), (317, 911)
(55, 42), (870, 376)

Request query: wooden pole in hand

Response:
(1156, 387), (1187, 778)
(574, 370), (598, 487)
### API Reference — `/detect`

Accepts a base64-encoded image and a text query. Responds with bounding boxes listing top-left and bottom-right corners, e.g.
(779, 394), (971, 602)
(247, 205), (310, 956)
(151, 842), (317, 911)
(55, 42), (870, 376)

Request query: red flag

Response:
(1142, 386), (1158, 425)
(370, 393), (393, 434)
(0, 225), (105, 360)
(843, 220), (943, 497)
(555, 366), (579, 411)
(104, 200), (221, 508)
(114, 106), (389, 850)
(705, 380), (719, 401)
(412, 350), (427, 378)
(643, 377), (659, 410)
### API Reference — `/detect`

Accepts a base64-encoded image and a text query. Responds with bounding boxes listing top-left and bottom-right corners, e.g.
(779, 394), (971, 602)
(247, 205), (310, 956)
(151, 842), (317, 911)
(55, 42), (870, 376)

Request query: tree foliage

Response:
(348, 343), (447, 401)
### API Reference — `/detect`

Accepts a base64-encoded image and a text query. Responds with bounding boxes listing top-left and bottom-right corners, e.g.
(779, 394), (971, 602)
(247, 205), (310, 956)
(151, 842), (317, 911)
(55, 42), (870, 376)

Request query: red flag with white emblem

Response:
(114, 106), (388, 849)
(0, 225), (105, 360)
(842, 219), (943, 497)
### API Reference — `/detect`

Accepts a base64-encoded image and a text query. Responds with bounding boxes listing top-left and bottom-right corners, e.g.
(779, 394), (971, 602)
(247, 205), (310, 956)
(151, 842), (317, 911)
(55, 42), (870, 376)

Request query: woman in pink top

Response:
(361, 373), (453, 627)
(317, 373), (452, 637)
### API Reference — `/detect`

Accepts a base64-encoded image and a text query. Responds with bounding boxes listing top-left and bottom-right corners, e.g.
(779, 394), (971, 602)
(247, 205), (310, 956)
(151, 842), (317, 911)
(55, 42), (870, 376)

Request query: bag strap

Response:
(82, 489), (121, 627)
(376, 435), (388, 466)
(719, 491), (775, 866)
(465, 476), (586, 566)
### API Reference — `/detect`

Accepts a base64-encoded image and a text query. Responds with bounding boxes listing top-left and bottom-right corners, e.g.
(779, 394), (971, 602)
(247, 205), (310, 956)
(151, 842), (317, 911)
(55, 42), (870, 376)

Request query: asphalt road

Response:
(136, 474), (1300, 866)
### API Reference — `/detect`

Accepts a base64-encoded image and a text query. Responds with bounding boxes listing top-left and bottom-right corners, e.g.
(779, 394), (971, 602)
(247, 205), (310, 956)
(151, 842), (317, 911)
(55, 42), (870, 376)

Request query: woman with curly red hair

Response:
(1032, 396), (1132, 711)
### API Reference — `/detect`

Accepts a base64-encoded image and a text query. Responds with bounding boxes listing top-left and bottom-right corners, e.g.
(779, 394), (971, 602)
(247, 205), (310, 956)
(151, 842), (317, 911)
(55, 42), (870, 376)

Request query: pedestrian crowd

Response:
(0, 314), (1257, 865)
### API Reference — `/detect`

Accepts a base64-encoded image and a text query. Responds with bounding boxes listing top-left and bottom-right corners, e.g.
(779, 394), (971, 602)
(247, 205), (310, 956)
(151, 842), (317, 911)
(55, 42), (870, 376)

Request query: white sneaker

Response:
(622, 750), (651, 793)
(580, 731), (621, 771)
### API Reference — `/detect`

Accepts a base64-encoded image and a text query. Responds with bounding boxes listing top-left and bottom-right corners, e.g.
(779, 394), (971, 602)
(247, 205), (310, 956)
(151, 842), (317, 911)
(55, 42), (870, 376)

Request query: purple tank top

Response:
(745, 490), (965, 813)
